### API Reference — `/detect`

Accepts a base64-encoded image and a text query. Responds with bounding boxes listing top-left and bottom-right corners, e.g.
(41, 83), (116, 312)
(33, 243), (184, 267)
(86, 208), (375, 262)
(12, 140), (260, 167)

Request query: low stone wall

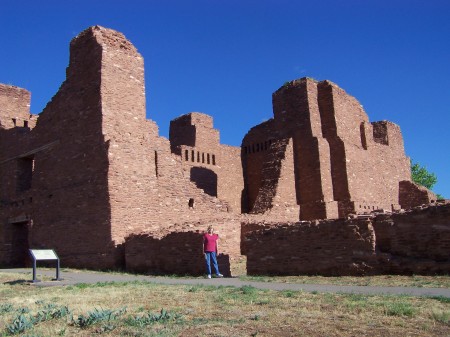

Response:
(399, 180), (437, 210)
(243, 219), (377, 276)
(243, 202), (450, 276)
(373, 202), (450, 274)
(124, 220), (242, 276)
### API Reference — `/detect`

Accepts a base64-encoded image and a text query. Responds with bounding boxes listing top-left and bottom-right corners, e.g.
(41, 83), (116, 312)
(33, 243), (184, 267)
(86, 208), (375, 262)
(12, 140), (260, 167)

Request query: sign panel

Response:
(30, 249), (58, 260)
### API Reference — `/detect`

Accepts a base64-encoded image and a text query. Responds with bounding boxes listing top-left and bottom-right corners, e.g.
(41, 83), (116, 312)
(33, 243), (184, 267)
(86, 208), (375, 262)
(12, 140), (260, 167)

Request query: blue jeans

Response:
(204, 251), (220, 275)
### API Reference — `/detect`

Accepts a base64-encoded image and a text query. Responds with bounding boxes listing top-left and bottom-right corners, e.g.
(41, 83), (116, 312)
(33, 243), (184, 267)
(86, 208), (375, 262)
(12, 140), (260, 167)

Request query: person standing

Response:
(203, 225), (223, 278)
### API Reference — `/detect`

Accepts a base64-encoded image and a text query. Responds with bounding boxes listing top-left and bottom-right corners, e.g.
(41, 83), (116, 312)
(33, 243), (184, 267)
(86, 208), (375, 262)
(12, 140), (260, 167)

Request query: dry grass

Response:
(0, 272), (449, 336)
(239, 274), (450, 288)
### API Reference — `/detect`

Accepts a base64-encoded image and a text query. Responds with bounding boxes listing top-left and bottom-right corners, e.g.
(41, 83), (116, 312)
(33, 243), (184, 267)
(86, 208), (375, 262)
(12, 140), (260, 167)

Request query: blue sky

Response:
(1, 0), (449, 198)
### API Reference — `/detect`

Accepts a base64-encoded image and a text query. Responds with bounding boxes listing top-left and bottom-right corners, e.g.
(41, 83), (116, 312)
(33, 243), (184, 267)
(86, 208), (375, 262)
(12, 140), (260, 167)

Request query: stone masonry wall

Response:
(0, 26), (234, 269)
(0, 85), (36, 266)
(243, 202), (450, 276)
(317, 81), (411, 214)
(125, 219), (243, 276)
(241, 119), (277, 212)
(399, 180), (437, 210)
(251, 138), (299, 221)
(170, 112), (244, 213)
(243, 218), (376, 276)
(242, 77), (413, 221)
(372, 202), (450, 274)
(1, 25), (443, 275)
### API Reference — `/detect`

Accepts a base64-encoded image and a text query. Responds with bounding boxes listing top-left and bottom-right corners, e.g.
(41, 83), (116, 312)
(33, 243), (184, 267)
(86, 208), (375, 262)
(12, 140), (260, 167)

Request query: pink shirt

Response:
(203, 233), (219, 252)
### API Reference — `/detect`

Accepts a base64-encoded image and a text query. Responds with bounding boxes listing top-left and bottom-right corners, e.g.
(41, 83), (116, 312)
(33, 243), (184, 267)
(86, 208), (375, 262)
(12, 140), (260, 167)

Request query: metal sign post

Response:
(28, 249), (63, 283)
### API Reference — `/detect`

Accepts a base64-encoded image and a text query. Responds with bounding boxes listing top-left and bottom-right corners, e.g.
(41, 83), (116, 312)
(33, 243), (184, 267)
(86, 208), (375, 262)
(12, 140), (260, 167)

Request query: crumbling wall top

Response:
(171, 112), (214, 129)
(72, 25), (139, 55)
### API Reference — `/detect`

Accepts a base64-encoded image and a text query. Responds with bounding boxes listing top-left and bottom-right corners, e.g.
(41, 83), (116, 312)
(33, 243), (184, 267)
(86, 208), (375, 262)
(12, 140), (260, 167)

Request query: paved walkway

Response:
(1, 268), (449, 298)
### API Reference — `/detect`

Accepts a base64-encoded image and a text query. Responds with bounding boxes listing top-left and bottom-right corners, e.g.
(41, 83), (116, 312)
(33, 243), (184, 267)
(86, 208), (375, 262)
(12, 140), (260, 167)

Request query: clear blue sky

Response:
(1, 0), (449, 198)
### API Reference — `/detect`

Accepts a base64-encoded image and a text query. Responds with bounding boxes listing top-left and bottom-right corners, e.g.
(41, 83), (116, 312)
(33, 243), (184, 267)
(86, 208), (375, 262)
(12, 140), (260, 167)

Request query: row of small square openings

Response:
(359, 204), (379, 210)
(184, 150), (216, 166)
(243, 139), (273, 155)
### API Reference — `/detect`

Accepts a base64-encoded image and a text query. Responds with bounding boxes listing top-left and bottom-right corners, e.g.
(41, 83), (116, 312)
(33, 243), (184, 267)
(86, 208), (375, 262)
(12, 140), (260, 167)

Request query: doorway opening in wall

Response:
(188, 198), (195, 208)
(10, 220), (30, 267)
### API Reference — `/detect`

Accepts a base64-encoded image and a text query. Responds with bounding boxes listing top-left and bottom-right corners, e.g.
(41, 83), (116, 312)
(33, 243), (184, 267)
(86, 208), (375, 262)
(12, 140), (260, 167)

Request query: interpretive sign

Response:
(30, 249), (58, 260)
(29, 249), (62, 283)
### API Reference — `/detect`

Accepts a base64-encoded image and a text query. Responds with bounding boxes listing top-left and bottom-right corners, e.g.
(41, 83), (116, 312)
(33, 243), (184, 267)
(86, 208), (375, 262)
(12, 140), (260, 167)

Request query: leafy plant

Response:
(0, 303), (14, 314)
(6, 314), (34, 335)
(34, 303), (70, 322)
(73, 307), (126, 328)
(125, 309), (182, 327)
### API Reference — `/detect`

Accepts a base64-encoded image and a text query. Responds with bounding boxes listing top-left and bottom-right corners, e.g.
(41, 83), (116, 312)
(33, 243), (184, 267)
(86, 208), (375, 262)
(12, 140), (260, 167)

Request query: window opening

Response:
(154, 151), (158, 177)
(17, 156), (34, 192)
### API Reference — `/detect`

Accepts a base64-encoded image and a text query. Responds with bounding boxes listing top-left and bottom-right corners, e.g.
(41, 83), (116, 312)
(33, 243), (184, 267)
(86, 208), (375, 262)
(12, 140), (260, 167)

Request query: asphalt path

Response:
(1, 268), (449, 298)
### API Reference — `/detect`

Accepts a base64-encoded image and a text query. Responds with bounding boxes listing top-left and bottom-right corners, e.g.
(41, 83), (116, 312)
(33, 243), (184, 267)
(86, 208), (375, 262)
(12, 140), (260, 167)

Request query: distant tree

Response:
(411, 161), (444, 199)
(411, 161), (437, 190)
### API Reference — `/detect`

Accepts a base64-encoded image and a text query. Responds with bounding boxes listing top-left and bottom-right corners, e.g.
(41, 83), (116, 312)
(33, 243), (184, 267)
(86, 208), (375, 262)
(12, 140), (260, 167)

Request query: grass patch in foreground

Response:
(240, 274), (450, 288)
(0, 272), (449, 336)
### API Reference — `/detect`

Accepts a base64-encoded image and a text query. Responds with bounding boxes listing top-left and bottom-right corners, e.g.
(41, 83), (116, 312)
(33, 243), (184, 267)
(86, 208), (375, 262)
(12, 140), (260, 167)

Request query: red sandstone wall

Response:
(372, 203), (450, 274)
(125, 219), (243, 276)
(245, 77), (412, 220)
(23, 27), (117, 268)
(399, 180), (437, 210)
(243, 203), (450, 276)
(170, 112), (244, 213)
(243, 219), (376, 276)
(241, 119), (277, 212)
(1, 26), (235, 269)
(0, 85), (36, 130)
(318, 81), (410, 215)
(251, 138), (299, 221)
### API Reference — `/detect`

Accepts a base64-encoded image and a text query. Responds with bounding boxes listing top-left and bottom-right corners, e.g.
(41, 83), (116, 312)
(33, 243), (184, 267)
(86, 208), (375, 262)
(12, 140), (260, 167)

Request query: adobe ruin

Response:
(0, 26), (446, 275)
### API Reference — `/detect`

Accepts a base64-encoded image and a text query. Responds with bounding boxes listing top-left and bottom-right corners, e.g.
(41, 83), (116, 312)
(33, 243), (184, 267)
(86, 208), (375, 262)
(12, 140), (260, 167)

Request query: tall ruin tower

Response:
(0, 26), (233, 269)
(242, 78), (429, 220)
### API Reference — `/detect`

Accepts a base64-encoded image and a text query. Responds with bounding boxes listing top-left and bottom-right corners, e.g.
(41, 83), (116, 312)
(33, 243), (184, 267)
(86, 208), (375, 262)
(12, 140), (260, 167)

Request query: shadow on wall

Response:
(125, 231), (231, 277)
(190, 167), (217, 197)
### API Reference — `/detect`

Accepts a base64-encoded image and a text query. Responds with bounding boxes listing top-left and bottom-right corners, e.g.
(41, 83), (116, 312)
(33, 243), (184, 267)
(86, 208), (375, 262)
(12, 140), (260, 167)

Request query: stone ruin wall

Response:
(124, 218), (244, 276)
(243, 78), (414, 221)
(0, 85), (37, 266)
(0, 25), (446, 275)
(250, 138), (300, 221)
(317, 81), (411, 212)
(0, 26), (236, 269)
(243, 202), (450, 275)
(169, 112), (244, 213)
